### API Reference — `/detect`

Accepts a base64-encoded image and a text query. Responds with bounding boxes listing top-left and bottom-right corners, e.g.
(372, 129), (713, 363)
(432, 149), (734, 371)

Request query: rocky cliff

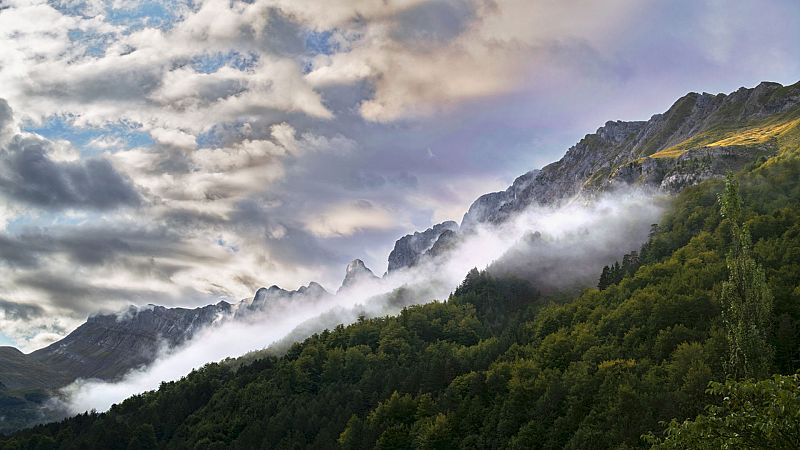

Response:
(338, 259), (379, 292)
(244, 282), (329, 313)
(461, 170), (540, 231)
(472, 81), (800, 225)
(388, 80), (800, 272)
(387, 221), (459, 273)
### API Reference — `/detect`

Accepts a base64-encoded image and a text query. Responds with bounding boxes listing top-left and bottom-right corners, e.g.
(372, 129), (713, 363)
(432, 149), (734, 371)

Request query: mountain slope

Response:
(3, 81), (799, 448)
(0, 347), (64, 392)
(389, 81), (800, 271)
(4, 155), (799, 448)
(0, 302), (236, 433)
(6, 81), (794, 391)
(0, 265), (344, 433)
(519, 81), (800, 208)
(0, 303), (232, 393)
(28, 303), (233, 383)
(1, 280), (336, 393)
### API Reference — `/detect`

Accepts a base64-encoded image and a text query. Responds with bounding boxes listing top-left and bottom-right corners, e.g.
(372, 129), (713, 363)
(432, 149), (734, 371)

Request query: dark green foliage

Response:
(598, 250), (641, 290)
(598, 265), (612, 290)
(646, 374), (800, 449)
(4, 159), (800, 449)
(718, 174), (774, 379)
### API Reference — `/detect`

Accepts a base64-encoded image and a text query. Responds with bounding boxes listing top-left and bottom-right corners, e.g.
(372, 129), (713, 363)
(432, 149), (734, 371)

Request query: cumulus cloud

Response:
(0, 298), (69, 352)
(0, 298), (44, 321)
(0, 0), (798, 353)
(304, 0), (649, 121)
(0, 0), (331, 136)
(0, 138), (140, 209)
(0, 100), (140, 210)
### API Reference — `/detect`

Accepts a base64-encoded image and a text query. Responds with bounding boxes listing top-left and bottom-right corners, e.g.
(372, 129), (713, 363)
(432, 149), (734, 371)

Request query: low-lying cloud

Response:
(53, 188), (665, 414)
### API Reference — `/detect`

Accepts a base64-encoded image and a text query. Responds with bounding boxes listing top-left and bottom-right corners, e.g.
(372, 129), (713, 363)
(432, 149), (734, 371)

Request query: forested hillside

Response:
(3, 151), (800, 448)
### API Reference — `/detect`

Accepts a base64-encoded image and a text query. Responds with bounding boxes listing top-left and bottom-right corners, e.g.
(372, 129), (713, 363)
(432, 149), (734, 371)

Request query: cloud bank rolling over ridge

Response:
(55, 188), (664, 414)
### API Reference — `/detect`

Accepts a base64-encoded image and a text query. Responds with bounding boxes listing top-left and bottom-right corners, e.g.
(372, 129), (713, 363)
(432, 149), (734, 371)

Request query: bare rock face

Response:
(460, 81), (800, 228)
(248, 286), (283, 310)
(27, 302), (233, 383)
(339, 259), (379, 292)
(387, 221), (459, 272)
(245, 282), (329, 313)
(385, 81), (799, 274)
(424, 229), (459, 260)
(461, 170), (541, 231)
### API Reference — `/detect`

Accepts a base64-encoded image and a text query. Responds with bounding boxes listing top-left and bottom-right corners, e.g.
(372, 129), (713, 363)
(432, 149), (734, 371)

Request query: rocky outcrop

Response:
(297, 282), (327, 297)
(459, 81), (800, 227)
(387, 221), (459, 272)
(608, 144), (776, 192)
(461, 170), (541, 230)
(339, 259), (379, 292)
(424, 229), (459, 260)
(245, 282), (329, 312)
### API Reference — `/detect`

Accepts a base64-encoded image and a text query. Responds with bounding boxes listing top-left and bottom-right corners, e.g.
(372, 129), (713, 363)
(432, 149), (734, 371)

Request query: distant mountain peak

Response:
(247, 282), (331, 311)
(339, 259), (379, 292)
(297, 281), (328, 297)
(346, 259), (368, 272)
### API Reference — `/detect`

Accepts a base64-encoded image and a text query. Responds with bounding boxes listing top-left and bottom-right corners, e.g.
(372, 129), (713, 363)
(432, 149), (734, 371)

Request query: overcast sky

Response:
(1, 0), (799, 351)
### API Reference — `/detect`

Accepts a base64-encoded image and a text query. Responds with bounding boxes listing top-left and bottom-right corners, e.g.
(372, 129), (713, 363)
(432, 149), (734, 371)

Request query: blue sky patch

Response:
(24, 116), (155, 156)
(105, 1), (184, 31)
(0, 332), (15, 347)
(6, 210), (99, 235)
(50, 0), (190, 31)
(304, 30), (338, 56)
(67, 29), (114, 58)
(191, 51), (260, 74)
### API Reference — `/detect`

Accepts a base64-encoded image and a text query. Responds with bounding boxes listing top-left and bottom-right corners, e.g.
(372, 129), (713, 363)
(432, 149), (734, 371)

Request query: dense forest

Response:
(3, 156), (800, 448)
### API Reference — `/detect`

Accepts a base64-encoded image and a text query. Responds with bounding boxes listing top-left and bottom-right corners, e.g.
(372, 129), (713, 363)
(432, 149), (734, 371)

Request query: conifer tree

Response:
(611, 261), (622, 284)
(598, 265), (611, 290)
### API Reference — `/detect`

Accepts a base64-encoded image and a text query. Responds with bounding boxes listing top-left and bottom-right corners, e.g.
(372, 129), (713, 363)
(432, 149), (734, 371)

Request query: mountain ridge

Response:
(1, 79), (798, 434)
(6, 144), (800, 447)
(386, 80), (800, 272)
